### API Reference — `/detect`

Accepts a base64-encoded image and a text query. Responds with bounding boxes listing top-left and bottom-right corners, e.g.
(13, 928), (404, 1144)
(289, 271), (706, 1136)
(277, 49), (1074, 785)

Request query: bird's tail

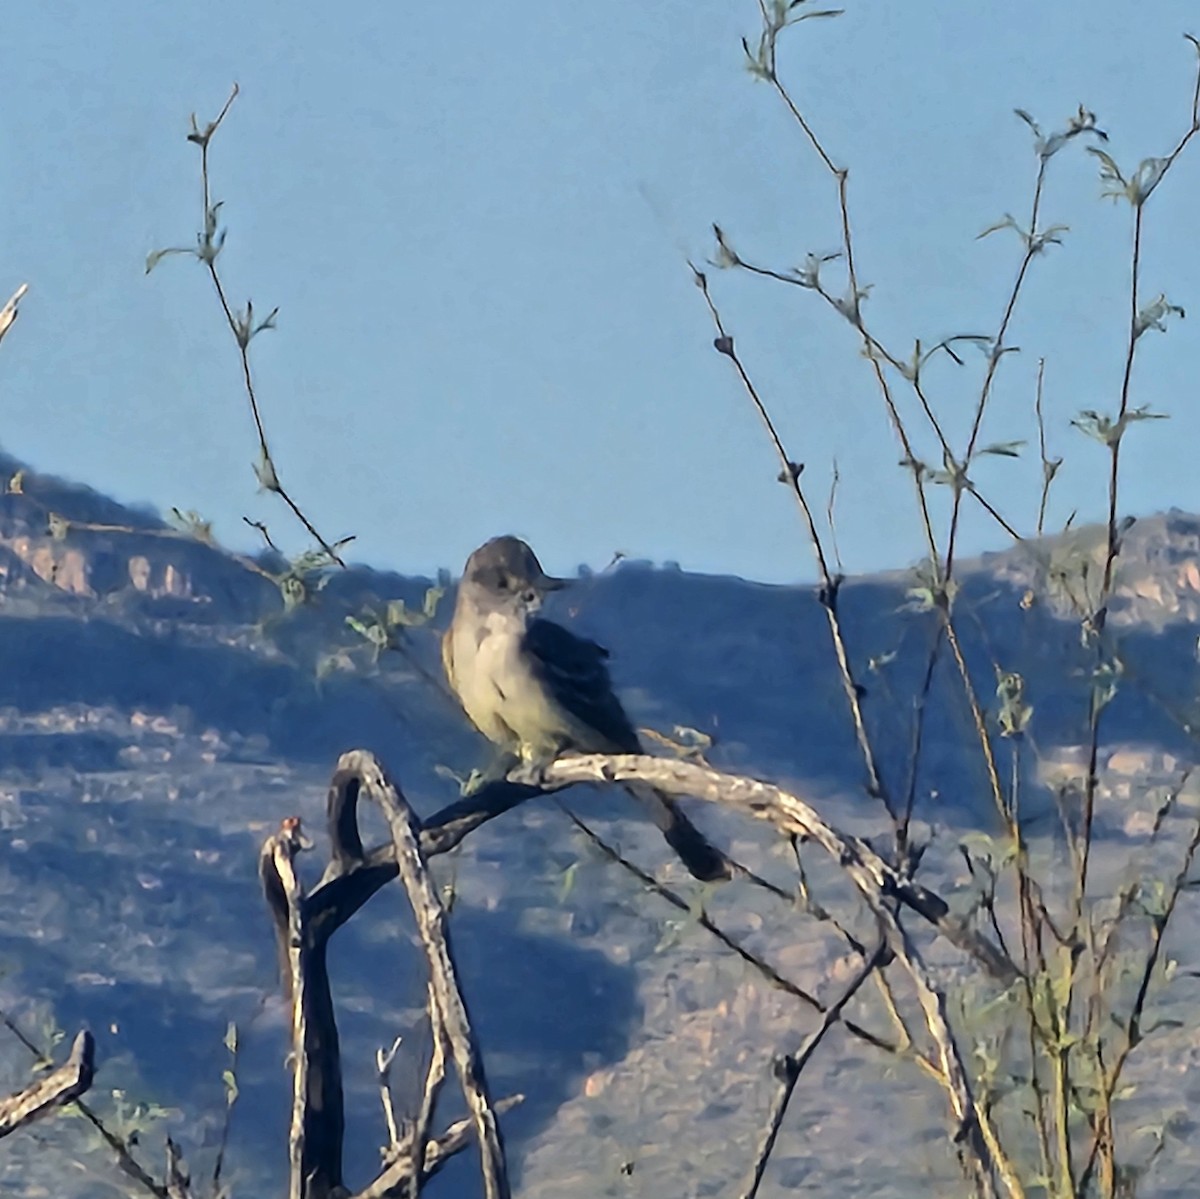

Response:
(625, 783), (730, 883)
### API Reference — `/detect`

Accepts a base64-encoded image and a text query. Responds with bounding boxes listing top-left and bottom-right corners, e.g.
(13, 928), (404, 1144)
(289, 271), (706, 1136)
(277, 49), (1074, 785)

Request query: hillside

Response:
(1, 450), (1198, 1197)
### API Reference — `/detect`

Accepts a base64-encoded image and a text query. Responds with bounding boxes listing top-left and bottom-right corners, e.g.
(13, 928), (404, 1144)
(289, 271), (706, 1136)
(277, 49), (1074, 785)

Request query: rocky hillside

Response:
(1, 450), (1199, 1198)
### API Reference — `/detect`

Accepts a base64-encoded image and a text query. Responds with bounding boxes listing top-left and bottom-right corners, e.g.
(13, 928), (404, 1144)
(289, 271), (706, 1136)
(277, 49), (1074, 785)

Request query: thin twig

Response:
(560, 804), (902, 1057)
(375, 1035), (405, 1154)
(693, 266), (896, 826)
(1078, 781), (1200, 1193)
(738, 938), (888, 1199)
(173, 85), (347, 567)
(945, 153), (1050, 579)
(541, 760), (1018, 983)
(534, 751), (1005, 1187)
(825, 459), (844, 574)
(350, 1095), (524, 1199)
(1033, 359), (1058, 537)
(0, 282), (29, 348)
(408, 995), (446, 1199)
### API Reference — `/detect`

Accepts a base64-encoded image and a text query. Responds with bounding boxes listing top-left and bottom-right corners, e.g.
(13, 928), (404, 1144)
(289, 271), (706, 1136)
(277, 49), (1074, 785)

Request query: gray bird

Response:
(442, 535), (729, 882)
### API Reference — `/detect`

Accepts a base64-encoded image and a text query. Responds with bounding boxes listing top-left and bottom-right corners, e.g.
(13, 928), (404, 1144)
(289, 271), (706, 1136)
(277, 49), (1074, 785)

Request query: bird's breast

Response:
(449, 614), (529, 746)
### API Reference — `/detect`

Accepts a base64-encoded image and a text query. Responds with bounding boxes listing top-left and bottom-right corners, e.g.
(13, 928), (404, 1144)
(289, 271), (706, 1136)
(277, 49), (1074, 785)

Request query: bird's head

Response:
(460, 535), (569, 616)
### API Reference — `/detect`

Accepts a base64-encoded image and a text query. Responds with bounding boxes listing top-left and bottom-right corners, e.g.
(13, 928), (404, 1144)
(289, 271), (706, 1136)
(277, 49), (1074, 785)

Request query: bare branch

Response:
(560, 803), (902, 1058)
(259, 816), (345, 1199)
(350, 1095), (524, 1199)
(537, 753), (1018, 986)
(739, 938), (888, 1198)
(0, 1030), (94, 1139)
(340, 752), (511, 1199)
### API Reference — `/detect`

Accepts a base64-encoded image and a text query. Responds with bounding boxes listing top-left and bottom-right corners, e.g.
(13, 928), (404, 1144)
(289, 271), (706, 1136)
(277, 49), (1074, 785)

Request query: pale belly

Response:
(451, 620), (579, 754)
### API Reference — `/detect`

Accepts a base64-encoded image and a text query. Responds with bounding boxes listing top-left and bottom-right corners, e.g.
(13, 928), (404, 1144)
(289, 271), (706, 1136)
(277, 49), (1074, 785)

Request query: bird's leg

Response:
(461, 747), (522, 796)
(506, 742), (568, 789)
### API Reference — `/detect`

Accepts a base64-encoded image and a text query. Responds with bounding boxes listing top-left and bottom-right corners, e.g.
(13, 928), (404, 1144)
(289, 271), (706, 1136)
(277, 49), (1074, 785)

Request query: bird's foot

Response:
(461, 749), (522, 795)
(508, 746), (562, 788)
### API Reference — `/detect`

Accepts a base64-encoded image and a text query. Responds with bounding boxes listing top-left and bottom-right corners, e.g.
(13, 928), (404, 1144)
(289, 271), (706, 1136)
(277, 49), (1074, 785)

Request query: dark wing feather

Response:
(523, 618), (641, 752)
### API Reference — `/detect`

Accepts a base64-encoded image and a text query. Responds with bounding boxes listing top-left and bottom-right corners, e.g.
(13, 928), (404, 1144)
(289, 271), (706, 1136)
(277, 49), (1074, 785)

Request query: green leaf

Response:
(223, 1021), (238, 1055)
(169, 508), (214, 543)
(977, 214), (1021, 241)
(1135, 293), (1185, 338)
(385, 584), (445, 629)
(1089, 146), (1131, 202)
(145, 246), (193, 274)
(995, 669), (1032, 737)
(1013, 109), (1042, 139)
(254, 450), (281, 493)
(558, 860), (580, 903)
(346, 614), (388, 649)
(422, 584), (445, 620)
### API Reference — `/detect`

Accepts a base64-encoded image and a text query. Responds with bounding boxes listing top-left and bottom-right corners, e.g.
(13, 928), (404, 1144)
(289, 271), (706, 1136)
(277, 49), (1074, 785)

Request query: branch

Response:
(302, 750), (1007, 1192)
(305, 771), (544, 940)
(350, 1095), (524, 1199)
(259, 817), (345, 1199)
(339, 752), (511, 1199)
(739, 940), (888, 1199)
(560, 803), (901, 1057)
(534, 754), (1001, 1190)
(692, 266), (897, 828)
(150, 86), (347, 567)
(535, 754), (1018, 986)
(406, 997), (446, 1198)
(0, 1008), (168, 1198)
(0, 1030), (94, 1139)
(0, 282), (29, 348)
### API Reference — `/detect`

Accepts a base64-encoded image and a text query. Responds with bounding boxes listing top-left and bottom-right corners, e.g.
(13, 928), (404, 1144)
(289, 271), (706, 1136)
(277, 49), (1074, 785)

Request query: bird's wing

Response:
(523, 618), (641, 752)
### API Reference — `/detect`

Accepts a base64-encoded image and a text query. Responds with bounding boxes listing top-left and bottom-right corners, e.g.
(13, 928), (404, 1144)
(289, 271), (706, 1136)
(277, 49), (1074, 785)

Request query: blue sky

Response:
(3, 1), (1197, 584)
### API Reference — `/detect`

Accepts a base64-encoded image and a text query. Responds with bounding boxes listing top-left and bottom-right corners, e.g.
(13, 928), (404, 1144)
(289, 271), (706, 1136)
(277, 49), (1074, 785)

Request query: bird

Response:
(442, 535), (729, 882)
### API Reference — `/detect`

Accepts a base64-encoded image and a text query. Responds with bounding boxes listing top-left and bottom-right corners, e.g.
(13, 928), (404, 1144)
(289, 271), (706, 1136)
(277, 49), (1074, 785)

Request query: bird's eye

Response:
(520, 588), (537, 605)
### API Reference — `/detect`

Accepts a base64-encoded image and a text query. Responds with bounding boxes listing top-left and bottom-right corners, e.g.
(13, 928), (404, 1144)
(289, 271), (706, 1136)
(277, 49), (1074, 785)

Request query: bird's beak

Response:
(538, 574), (570, 593)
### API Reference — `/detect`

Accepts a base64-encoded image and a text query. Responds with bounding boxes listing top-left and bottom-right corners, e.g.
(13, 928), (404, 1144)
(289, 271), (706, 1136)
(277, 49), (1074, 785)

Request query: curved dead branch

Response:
(259, 754), (519, 1199)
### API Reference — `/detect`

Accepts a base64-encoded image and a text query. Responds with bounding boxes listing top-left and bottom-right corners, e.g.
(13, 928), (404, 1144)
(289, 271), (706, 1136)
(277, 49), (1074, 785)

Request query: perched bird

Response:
(442, 535), (729, 882)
